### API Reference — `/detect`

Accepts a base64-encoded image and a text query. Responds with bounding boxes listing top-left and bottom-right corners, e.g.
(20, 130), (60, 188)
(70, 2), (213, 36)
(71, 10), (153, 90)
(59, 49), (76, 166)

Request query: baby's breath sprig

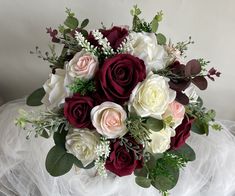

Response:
(116, 36), (132, 53)
(92, 30), (115, 57)
(94, 137), (111, 178)
(75, 31), (99, 56)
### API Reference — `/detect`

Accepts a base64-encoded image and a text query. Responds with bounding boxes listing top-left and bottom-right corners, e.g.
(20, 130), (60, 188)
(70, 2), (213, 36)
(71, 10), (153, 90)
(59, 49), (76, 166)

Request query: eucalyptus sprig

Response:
(15, 109), (70, 139)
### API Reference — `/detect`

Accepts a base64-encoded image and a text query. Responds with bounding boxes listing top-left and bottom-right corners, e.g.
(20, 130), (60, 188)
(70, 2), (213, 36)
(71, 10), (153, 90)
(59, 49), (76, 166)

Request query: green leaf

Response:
(135, 176), (151, 188)
(151, 18), (159, 33)
(80, 29), (88, 38)
(64, 16), (79, 29)
(146, 117), (164, 132)
(156, 33), (167, 45)
(171, 143), (196, 161)
(26, 88), (45, 106)
(40, 130), (50, 138)
(191, 119), (209, 135)
(45, 146), (74, 176)
(146, 153), (157, 169)
(151, 166), (179, 191)
(80, 19), (89, 28)
(134, 166), (148, 177)
(53, 128), (68, 149)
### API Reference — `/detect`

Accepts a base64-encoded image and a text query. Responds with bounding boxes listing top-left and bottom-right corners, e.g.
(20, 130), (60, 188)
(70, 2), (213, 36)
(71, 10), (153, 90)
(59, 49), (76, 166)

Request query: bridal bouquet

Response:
(16, 6), (221, 195)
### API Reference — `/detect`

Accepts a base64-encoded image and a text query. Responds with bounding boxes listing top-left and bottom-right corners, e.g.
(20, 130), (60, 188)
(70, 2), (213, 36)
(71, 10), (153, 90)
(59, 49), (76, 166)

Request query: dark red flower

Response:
(99, 54), (146, 104)
(64, 94), (95, 129)
(170, 117), (194, 150)
(88, 26), (128, 50)
(105, 136), (144, 177)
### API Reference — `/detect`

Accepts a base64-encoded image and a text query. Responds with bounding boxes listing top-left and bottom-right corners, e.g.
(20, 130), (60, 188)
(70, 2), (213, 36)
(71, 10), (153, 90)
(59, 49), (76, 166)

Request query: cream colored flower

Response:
(91, 102), (127, 139)
(66, 50), (98, 82)
(41, 69), (67, 109)
(129, 73), (176, 119)
(65, 129), (99, 167)
(128, 32), (169, 72)
(147, 127), (175, 154)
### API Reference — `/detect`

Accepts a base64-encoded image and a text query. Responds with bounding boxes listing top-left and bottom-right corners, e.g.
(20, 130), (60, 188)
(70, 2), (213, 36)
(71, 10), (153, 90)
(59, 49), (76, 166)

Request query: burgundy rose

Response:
(64, 94), (94, 129)
(170, 116), (194, 150)
(105, 136), (144, 177)
(99, 54), (146, 104)
(88, 26), (128, 50)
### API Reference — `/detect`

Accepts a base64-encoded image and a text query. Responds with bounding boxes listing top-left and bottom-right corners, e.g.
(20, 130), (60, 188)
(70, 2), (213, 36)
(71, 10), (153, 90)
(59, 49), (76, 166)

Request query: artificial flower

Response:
(105, 135), (143, 176)
(64, 94), (95, 129)
(129, 32), (169, 72)
(129, 73), (176, 119)
(41, 69), (67, 109)
(91, 101), (127, 139)
(66, 128), (99, 166)
(99, 53), (146, 104)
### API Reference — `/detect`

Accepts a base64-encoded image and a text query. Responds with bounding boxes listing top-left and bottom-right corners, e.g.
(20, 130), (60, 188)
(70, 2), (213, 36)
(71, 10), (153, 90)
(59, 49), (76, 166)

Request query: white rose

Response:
(41, 69), (67, 109)
(65, 50), (98, 83)
(183, 84), (198, 103)
(129, 74), (176, 119)
(147, 127), (175, 154)
(128, 32), (169, 72)
(91, 102), (127, 139)
(65, 129), (99, 167)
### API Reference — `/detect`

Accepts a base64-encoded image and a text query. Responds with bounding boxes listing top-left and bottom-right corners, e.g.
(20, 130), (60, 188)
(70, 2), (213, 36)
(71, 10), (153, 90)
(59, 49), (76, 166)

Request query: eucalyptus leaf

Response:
(64, 16), (79, 29)
(134, 166), (148, 177)
(26, 88), (45, 106)
(146, 153), (156, 169)
(171, 143), (196, 161)
(135, 176), (151, 188)
(191, 119), (208, 135)
(45, 146), (75, 176)
(146, 117), (164, 132)
(151, 166), (179, 191)
(80, 19), (89, 28)
(151, 18), (159, 33)
(53, 128), (68, 149)
(40, 129), (50, 138)
(156, 33), (167, 45)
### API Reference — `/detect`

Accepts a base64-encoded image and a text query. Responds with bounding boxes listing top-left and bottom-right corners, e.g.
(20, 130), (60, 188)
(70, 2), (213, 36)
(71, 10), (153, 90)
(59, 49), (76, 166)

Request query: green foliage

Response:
(15, 109), (69, 139)
(186, 97), (220, 135)
(134, 144), (195, 193)
(175, 36), (194, 57)
(156, 33), (167, 45)
(26, 88), (45, 106)
(81, 19), (89, 28)
(135, 176), (151, 188)
(146, 117), (164, 132)
(53, 127), (68, 148)
(126, 115), (151, 143)
(131, 5), (165, 36)
(169, 143), (196, 162)
(198, 58), (211, 73)
(45, 145), (76, 176)
(68, 78), (96, 95)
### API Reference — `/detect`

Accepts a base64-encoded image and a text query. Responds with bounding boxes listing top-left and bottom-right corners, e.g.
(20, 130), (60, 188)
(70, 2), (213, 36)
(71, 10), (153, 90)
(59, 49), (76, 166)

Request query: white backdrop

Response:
(0, 0), (234, 120)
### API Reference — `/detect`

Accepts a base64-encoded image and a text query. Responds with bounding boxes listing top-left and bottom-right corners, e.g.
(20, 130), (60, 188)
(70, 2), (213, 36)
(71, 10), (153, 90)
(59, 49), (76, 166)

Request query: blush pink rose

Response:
(91, 102), (127, 138)
(164, 101), (185, 128)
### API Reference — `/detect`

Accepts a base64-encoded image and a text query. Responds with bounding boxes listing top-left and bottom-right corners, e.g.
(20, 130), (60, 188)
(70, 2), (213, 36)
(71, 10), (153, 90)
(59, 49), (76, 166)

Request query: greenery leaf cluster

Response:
(186, 97), (222, 135)
(46, 128), (94, 176)
(131, 5), (166, 45)
(27, 87), (45, 106)
(126, 115), (164, 143)
(68, 78), (96, 95)
(134, 143), (195, 195)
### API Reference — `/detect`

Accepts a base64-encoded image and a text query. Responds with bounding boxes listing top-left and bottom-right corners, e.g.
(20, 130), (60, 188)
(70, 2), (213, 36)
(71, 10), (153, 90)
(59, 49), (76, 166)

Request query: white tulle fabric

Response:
(1, 99), (235, 196)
